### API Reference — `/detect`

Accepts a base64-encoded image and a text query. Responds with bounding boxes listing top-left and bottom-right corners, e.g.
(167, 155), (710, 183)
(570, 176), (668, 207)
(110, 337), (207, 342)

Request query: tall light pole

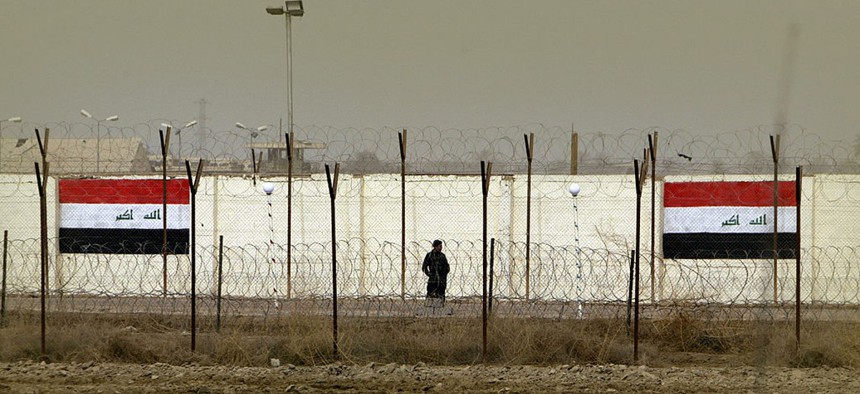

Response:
(268, 1), (303, 306)
(0, 116), (23, 169)
(266, 1), (304, 138)
(161, 120), (198, 161)
(80, 109), (119, 173)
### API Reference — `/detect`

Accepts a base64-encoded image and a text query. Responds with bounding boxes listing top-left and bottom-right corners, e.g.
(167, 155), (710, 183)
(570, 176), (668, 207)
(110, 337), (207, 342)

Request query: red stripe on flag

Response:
(59, 179), (190, 204)
(665, 181), (796, 207)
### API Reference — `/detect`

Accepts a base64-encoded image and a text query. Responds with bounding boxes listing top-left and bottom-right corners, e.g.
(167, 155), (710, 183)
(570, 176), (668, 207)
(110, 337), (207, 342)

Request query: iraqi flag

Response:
(59, 179), (190, 254)
(663, 181), (797, 259)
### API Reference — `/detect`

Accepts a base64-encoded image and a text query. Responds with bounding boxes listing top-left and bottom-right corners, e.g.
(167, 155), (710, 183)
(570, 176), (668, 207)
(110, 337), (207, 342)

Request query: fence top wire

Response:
(2, 121), (859, 176)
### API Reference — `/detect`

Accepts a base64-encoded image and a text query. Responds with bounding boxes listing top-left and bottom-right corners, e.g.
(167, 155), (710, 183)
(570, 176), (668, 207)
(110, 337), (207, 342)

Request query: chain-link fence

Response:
(2, 124), (860, 364)
(3, 173), (860, 312)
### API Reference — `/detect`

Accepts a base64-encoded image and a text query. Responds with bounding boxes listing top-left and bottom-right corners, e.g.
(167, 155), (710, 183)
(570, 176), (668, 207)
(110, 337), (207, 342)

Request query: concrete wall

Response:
(2, 173), (859, 304)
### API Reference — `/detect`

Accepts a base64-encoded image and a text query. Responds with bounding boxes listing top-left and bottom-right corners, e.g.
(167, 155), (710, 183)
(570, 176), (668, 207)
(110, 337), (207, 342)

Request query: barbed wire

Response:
(3, 237), (860, 317)
(2, 122), (859, 175)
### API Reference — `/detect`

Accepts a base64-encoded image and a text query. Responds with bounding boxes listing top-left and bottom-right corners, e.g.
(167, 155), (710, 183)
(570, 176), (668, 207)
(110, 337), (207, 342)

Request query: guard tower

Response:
(247, 140), (325, 173)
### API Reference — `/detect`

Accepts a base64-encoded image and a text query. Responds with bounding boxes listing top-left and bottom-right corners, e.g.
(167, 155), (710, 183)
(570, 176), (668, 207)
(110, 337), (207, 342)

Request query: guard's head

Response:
(432, 239), (443, 251)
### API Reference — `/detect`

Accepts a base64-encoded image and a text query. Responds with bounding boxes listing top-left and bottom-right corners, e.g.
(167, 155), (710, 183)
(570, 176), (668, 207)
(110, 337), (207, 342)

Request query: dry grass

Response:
(2, 310), (859, 367)
(787, 322), (860, 367)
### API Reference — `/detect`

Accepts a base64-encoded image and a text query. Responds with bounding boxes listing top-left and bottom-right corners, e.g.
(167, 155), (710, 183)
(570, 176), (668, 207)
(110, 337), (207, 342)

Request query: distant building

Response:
(0, 137), (152, 174)
(247, 140), (325, 174)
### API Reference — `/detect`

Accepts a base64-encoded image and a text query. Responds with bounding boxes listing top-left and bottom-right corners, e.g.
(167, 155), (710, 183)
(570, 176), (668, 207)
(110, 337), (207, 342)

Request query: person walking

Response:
(422, 239), (450, 304)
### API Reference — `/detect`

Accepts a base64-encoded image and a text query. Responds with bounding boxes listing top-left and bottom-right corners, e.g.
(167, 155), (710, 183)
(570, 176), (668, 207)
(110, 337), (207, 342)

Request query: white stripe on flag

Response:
(664, 206), (796, 234)
(60, 203), (190, 230)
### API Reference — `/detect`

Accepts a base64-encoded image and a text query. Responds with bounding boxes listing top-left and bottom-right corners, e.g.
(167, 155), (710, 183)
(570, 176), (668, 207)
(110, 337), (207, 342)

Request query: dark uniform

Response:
(422, 241), (450, 300)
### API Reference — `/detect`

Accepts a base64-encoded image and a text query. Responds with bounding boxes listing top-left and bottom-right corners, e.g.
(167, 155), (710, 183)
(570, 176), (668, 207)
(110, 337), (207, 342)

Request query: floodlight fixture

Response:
(285, 1), (304, 16)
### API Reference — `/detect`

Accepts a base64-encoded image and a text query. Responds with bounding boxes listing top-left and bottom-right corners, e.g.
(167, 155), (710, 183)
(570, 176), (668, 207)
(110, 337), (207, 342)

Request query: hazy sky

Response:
(1, 0), (859, 142)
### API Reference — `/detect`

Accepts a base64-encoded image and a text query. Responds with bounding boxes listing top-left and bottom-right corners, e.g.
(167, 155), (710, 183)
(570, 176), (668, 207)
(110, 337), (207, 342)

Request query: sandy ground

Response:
(1, 361), (857, 393)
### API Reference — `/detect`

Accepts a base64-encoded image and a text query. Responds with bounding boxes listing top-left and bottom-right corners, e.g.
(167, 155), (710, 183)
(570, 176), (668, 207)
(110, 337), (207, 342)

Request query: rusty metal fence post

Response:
(185, 159), (204, 351)
(286, 131), (294, 299)
(633, 152), (648, 364)
(159, 127), (171, 296)
(795, 165), (802, 349)
(35, 128), (49, 356)
(481, 161), (492, 363)
(216, 234), (224, 333)
(399, 130), (407, 301)
(325, 163), (340, 358)
(1, 230), (7, 327)
(251, 149), (261, 187)
(770, 135), (780, 303)
(524, 133), (533, 300)
(648, 133), (657, 303)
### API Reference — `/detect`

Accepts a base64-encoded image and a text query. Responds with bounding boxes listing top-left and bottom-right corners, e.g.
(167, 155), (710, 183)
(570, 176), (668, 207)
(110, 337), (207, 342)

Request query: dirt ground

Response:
(1, 360), (857, 393)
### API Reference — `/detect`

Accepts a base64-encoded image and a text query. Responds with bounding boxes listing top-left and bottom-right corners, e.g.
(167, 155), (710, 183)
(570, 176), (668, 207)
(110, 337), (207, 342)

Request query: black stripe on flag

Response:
(59, 228), (189, 255)
(663, 233), (797, 259)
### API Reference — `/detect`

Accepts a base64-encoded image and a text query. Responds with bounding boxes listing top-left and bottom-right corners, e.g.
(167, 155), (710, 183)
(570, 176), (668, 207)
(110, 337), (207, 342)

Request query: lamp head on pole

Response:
(165, 120), (197, 134)
(80, 109), (93, 119)
(285, 1), (304, 16)
(262, 182), (275, 195)
(105, 115), (119, 122)
(6, 117), (22, 123)
(267, 1), (304, 16)
(235, 122), (247, 130)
